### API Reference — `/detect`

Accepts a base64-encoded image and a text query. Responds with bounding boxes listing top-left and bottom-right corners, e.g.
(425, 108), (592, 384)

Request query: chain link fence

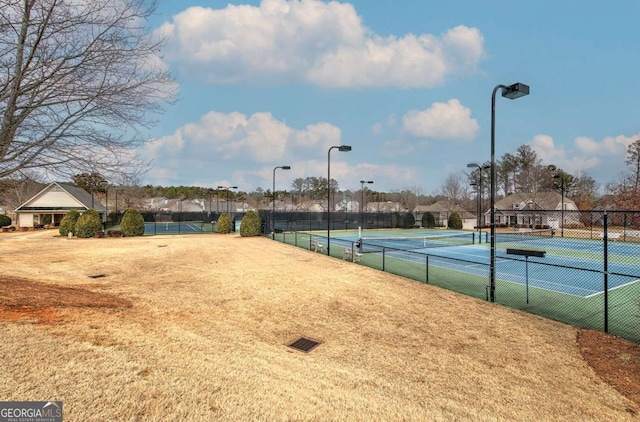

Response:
(272, 210), (640, 343)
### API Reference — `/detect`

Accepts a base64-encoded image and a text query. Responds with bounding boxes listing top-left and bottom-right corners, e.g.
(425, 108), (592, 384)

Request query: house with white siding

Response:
(486, 191), (579, 229)
(14, 182), (106, 229)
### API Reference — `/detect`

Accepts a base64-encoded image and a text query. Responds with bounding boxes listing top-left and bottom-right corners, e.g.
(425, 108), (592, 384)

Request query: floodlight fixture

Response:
(502, 83), (530, 100)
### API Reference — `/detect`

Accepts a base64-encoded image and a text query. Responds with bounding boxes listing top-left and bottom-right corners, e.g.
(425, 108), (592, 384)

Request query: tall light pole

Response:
(327, 145), (352, 256)
(273, 165), (291, 239)
(490, 82), (530, 303)
(207, 189), (214, 215)
(217, 185), (238, 215)
(553, 174), (566, 237)
(467, 163), (491, 243)
(115, 189), (124, 215)
(360, 180), (373, 230)
(470, 181), (479, 240)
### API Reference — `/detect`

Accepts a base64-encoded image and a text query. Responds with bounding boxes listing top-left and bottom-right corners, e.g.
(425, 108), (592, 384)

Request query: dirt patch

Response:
(578, 329), (640, 410)
(0, 276), (132, 324)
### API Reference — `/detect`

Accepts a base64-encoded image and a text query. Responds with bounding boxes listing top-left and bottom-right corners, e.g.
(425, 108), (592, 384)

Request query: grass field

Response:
(0, 230), (638, 420)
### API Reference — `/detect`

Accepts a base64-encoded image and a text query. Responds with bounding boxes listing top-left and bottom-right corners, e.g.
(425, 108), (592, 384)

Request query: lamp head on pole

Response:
(338, 145), (352, 152)
(467, 163), (479, 169)
(501, 83), (530, 100)
(281, 166), (291, 170)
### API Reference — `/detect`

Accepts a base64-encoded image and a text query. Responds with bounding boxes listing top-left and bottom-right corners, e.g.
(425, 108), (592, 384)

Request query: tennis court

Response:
(144, 221), (216, 234)
(329, 230), (640, 299)
(276, 228), (640, 341)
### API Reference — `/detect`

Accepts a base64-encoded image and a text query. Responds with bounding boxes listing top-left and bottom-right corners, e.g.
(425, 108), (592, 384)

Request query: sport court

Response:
(326, 229), (640, 300)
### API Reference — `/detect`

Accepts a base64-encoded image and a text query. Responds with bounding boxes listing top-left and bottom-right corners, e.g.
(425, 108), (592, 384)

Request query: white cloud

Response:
(144, 111), (341, 164)
(529, 134), (600, 174)
(402, 99), (479, 140)
(157, 0), (485, 87)
(574, 134), (637, 155)
(530, 134), (564, 162)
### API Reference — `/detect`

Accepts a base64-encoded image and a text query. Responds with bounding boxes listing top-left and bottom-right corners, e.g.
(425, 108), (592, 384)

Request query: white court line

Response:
(585, 279), (640, 298)
(500, 271), (599, 296)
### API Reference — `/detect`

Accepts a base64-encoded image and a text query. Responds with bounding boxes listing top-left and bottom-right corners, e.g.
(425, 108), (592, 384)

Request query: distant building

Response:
(487, 191), (579, 228)
(14, 182), (106, 229)
(414, 201), (475, 229)
(365, 201), (408, 213)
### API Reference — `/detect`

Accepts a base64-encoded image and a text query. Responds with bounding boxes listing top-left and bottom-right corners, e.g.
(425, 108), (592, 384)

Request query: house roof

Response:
(15, 182), (106, 212)
(414, 200), (473, 215)
(493, 191), (574, 211)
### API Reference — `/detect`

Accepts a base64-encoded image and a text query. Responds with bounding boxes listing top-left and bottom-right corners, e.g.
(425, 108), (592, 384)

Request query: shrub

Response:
(107, 211), (120, 227)
(240, 210), (261, 237)
(217, 213), (233, 234)
(59, 210), (80, 236)
(403, 212), (415, 229)
(0, 214), (11, 227)
(120, 208), (145, 236)
(448, 212), (463, 230)
(422, 212), (436, 229)
(74, 209), (103, 238)
(391, 212), (400, 228)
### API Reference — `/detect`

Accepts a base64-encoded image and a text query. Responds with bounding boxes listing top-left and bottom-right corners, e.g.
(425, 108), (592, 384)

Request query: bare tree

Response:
(0, 0), (176, 181)
(439, 172), (466, 207)
(571, 170), (598, 210)
(0, 170), (45, 208)
(624, 139), (640, 193)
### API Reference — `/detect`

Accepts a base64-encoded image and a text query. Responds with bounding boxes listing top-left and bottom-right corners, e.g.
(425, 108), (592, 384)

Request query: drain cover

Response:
(88, 274), (107, 279)
(288, 337), (321, 353)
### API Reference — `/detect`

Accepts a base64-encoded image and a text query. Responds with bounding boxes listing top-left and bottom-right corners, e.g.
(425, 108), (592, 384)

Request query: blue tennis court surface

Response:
(332, 233), (640, 298)
(145, 221), (214, 233)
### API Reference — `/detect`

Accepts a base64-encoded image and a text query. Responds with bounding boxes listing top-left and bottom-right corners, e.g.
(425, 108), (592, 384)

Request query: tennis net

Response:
(489, 229), (554, 243)
(360, 232), (475, 252)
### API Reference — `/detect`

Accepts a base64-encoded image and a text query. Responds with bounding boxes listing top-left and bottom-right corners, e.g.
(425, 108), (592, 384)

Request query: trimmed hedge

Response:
(74, 209), (103, 238)
(0, 214), (11, 227)
(120, 208), (145, 236)
(448, 212), (463, 230)
(217, 213), (233, 234)
(403, 212), (415, 228)
(422, 212), (436, 229)
(59, 210), (80, 236)
(240, 210), (261, 237)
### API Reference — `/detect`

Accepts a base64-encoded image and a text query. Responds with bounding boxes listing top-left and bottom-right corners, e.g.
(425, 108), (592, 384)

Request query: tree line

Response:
(1, 139), (639, 213)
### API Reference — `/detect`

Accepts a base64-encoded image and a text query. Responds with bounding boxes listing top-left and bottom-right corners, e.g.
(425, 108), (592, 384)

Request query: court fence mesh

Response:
(107, 211), (238, 234)
(271, 209), (640, 344)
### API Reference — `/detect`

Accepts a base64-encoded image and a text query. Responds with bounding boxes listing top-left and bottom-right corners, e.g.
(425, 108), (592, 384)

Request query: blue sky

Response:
(141, 0), (640, 194)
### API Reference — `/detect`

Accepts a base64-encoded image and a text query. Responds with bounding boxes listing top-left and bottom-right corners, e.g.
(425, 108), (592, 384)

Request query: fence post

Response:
(425, 255), (429, 283)
(382, 248), (386, 272)
(603, 211), (609, 333)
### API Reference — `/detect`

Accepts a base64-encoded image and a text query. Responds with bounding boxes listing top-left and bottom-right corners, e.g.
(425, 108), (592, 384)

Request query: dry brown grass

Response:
(0, 230), (638, 421)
